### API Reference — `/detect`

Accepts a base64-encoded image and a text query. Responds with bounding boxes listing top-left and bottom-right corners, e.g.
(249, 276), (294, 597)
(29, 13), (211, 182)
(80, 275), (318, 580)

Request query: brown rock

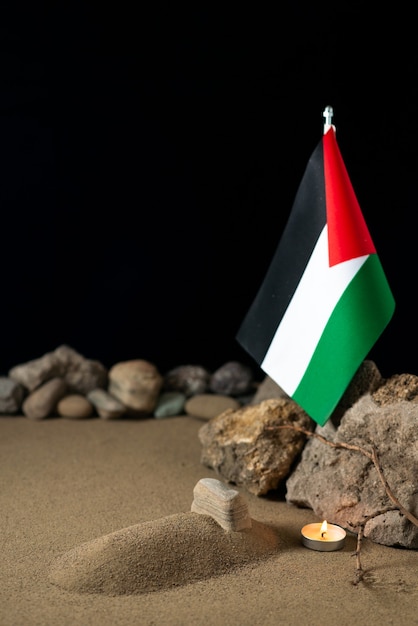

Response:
(198, 398), (313, 495)
(191, 478), (252, 531)
(22, 377), (68, 420)
(57, 394), (94, 419)
(372, 372), (418, 405)
(108, 360), (163, 416)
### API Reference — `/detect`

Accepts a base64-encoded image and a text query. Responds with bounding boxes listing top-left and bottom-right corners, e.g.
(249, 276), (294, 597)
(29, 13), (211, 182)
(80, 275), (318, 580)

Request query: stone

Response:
(331, 359), (383, 423)
(184, 394), (241, 420)
(191, 478), (252, 531)
(163, 364), (210, 397)
(0, 377), (26, 414)
(57, 394), (95, 419)
(199, 398), (313, 495)
(108, 360), (163, 416)
(9, 351), (63, 392)
(209, 361), (254, 396)
(54, 345), (108, 394)
(87, 388), (127, 419)
(22, 377), (68, 420)
(372, 372), (418, 405)
(8, 345), (108, 395)
(285, 391), (418, 548)
(154, 391), (186, 418)
(251, 376), (288, 404)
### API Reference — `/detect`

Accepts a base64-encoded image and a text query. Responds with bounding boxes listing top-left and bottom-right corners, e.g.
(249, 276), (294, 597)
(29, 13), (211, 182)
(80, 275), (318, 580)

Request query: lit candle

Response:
(301, 520), (346, 552)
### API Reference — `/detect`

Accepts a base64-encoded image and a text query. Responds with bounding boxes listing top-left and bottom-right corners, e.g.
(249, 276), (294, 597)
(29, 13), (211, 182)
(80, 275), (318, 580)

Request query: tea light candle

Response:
(301, 520), (346, 552)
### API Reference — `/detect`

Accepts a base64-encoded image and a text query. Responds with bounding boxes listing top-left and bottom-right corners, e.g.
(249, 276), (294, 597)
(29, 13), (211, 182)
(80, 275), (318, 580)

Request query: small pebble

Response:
(154, 391), (186, 418)
(57, 394), (94, 419)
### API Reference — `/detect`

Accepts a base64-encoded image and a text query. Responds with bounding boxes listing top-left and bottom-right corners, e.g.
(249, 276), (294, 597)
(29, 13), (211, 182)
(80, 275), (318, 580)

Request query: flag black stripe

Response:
(236, 137), (327, 364)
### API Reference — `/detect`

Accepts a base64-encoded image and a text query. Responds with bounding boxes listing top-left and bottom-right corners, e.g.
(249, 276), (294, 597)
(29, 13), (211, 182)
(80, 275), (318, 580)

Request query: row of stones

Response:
(0, 345), (262, 420)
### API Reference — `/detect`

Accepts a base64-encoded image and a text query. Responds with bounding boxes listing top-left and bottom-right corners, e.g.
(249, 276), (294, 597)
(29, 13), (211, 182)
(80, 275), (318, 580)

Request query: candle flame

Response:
(320, 520), (327, 537)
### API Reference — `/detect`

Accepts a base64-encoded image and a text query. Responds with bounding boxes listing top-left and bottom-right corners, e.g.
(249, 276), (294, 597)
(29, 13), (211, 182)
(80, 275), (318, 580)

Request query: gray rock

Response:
(22, 377), (68, 420)
(0, 377), (26, 414)
(8, 344), (108, 395)
(251, 376), (288, 404)
(9, 352), (63, 392)
(54, 345), (108, 394)
(191, 478), (252, 531)
(154, 391), (186, 418)
(209, 361), (254, 396)
(163, 364), (210, 397)
(87, 388), (126, 419)
(199, 398), (313, 496)
(331, 359), (383, 423)
(286, 392), (418, 548)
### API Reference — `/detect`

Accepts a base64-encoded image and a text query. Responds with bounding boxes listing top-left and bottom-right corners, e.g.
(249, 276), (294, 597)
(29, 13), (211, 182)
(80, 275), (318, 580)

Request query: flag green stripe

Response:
(292, 254), (395, 425)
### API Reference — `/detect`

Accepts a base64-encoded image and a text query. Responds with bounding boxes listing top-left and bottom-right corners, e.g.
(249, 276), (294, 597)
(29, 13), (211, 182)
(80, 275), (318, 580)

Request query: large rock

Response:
(8, 345), (107, 394)
(0, 377), (26, 414)
(22, 377), (68, 420)
(108, 360), (163, 416)
(199, 398), (313, 496)
(286, 382), (418, 548)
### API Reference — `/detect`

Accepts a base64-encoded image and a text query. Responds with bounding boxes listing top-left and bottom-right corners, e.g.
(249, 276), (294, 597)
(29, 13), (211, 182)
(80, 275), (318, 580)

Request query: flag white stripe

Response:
(261, 226), (368, 394)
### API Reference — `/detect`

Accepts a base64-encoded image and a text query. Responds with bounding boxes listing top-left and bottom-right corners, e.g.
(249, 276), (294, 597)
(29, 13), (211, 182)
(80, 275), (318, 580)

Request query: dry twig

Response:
(276, 424), (418, 583)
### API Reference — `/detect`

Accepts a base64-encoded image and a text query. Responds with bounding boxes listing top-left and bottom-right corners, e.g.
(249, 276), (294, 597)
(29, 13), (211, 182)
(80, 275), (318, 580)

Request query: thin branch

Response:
(276, 424), (418, 528)
(348, 506), (398, 585)
(273, 423), (418, 584)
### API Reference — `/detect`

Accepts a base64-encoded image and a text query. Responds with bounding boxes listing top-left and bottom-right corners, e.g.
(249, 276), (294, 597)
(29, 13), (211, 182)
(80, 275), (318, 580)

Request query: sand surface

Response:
(1, 415), (417, 625)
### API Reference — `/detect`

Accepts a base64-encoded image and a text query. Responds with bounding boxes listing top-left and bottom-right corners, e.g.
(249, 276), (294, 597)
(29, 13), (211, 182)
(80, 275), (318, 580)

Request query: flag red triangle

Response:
(323, 128), (376, 267)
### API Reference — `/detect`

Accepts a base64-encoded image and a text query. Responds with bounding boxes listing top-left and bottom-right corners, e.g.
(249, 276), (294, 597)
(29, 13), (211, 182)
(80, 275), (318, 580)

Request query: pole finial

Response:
(323, 105), (335, 134)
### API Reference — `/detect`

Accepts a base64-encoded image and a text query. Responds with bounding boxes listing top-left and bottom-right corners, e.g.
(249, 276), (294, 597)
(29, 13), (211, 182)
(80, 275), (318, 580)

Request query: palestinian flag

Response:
(236, 125), (395, 426)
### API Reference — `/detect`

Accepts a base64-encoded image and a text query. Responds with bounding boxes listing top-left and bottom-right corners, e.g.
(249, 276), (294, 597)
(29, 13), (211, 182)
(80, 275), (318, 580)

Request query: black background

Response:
(1, 3), (417, 379)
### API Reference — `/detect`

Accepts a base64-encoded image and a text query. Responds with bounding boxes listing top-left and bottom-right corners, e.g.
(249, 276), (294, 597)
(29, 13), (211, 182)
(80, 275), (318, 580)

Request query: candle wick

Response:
(321, 531), (326, 538)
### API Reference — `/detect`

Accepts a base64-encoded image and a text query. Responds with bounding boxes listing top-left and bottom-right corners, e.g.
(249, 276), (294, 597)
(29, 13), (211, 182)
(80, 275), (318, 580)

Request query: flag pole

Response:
(323, 105), (334, 134)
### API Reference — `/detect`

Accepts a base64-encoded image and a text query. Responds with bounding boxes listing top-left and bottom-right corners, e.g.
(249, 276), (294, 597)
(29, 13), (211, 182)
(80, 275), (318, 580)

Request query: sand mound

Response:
(49, 512), (281, 595)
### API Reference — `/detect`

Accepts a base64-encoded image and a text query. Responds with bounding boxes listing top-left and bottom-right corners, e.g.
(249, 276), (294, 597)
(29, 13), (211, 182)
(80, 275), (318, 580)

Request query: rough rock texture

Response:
(286, 390), (418, 548)
(8, 344), (108, 394)
(199, 398), (313, 496)
(372, 372), (418, 405)
(331, 359), (383, 423)
(54, 345), (108, 394)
